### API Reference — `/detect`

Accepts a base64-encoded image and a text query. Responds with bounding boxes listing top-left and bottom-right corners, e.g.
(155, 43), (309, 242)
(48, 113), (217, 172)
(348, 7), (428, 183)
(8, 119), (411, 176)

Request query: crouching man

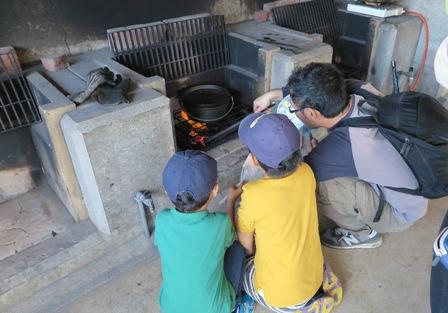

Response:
(253, 63), (428, 249)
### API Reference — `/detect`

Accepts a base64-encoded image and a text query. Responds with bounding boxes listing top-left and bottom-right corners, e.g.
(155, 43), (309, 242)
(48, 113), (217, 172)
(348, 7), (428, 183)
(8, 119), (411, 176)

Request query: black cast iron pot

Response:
(180, 85), (234, 123)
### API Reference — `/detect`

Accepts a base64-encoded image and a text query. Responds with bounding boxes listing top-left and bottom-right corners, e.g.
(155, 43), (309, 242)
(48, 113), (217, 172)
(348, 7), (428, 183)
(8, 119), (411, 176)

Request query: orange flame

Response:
(180, 111), (207, 130)
(180, 110), (208, 146)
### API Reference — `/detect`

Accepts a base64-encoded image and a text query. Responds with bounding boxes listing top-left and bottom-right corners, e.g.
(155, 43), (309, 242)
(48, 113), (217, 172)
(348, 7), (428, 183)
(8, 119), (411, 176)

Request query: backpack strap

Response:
(345, 80), (381, 109)
(335, 116), (378, 129)
(374, 186), (386, 223)
(384, 186), (421, 196)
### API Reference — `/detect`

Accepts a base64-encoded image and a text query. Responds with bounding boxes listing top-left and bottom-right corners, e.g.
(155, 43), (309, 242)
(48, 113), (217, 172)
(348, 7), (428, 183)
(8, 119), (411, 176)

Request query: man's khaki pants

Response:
(317, 177), (412, 233)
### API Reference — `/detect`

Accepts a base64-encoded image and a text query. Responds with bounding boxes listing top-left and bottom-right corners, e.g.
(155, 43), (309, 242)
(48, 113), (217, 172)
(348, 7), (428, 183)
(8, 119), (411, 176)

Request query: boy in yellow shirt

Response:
(226, 113), (342, 313)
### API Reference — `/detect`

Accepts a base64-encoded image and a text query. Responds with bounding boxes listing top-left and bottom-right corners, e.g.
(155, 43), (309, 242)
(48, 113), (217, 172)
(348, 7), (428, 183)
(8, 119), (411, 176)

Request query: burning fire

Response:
(180, 111), (207, 130)
(180, 111), (208, 146)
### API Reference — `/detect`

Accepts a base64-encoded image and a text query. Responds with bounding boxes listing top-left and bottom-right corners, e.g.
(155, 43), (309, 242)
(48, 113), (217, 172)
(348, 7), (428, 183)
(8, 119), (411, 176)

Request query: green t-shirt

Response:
(154, 208), (235, 313)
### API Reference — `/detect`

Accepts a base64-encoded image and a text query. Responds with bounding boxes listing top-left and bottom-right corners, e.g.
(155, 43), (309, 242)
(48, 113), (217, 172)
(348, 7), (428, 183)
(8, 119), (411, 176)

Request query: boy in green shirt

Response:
(154, 150), (249, 313)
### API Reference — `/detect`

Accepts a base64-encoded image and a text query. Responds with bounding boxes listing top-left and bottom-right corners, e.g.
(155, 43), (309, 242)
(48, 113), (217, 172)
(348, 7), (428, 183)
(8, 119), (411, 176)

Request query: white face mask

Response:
(275, 95), (304, 130)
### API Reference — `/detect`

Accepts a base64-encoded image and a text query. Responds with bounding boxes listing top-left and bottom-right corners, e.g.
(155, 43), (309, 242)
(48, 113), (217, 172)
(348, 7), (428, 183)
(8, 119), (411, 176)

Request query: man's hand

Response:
(253, 89), (283, 113)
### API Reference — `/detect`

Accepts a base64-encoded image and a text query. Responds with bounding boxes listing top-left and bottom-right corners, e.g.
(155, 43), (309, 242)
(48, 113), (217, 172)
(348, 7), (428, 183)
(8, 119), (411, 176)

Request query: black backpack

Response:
(338, 88), (448, 201)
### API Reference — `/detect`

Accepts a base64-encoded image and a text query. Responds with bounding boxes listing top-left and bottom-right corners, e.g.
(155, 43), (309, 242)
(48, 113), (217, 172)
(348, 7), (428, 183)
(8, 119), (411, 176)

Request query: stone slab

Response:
(1, 224), (152, 313)
(0, 183), (75, 262)
(0, 220), (96, 283)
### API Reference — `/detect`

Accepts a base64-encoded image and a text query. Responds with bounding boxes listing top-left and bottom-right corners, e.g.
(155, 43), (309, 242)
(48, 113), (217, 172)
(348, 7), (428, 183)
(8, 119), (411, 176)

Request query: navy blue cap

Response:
(238, 113), (301, 168)
(162, 150), (217, 203)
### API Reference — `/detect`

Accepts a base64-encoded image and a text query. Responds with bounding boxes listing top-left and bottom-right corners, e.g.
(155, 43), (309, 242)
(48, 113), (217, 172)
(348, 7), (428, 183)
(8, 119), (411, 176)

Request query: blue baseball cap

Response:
(238, 113), (301, 168)
(162, 150), (218, 203)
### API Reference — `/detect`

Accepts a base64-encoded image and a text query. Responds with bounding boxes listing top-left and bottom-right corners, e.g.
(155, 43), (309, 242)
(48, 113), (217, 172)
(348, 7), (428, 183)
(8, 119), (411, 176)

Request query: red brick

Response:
(0, 46), (22, 74)
(254, 10), (271, 22)
(41, 53), (69, 72)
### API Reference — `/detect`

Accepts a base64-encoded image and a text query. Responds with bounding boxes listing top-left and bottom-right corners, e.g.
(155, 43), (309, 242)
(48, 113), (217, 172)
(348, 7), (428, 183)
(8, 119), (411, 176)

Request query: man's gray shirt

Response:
(306, 90), (428, 224)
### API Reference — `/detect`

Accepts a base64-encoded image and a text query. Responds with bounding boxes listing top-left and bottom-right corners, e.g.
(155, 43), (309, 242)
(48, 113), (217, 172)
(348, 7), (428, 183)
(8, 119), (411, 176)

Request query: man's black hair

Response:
(173, 192), (209, 213)
(258, 150), (302, 178)
(286, 63), (348, 118)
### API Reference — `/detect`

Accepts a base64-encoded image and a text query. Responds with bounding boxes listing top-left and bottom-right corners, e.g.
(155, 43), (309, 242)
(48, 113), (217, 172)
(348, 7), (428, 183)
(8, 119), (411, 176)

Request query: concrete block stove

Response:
(106, 13), (278, 192)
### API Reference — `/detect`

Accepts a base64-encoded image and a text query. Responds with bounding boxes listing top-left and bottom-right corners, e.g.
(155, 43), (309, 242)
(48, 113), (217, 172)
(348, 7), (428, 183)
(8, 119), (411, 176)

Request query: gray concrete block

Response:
(228, 32), (280, 94)
(28, 72), (88, 221)
(270, 44), (333, 89)
(61, 88), (175, 235)
(228, 20), (333, 89)
(367, 15), (421, 94)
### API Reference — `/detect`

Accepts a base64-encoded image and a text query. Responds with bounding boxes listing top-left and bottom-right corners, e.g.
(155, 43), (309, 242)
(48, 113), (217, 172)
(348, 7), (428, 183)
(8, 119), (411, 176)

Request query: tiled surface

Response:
(0, 183), (75, 261)
(58, 199), (447, 313)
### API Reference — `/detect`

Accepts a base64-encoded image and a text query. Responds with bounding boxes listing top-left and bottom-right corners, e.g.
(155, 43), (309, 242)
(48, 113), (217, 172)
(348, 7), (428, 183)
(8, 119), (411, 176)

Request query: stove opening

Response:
(107, 14), (267, 150)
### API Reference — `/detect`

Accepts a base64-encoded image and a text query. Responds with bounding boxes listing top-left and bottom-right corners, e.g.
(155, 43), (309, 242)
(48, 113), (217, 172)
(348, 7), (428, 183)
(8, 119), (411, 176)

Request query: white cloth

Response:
(435, 36), (448, 89)
(275, 95), (304, 130)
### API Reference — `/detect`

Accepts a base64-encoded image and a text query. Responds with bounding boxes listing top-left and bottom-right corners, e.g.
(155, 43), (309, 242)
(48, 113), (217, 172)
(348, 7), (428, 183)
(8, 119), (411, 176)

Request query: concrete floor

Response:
(56, 198), (447, 313)
(0, 183), (75, 261)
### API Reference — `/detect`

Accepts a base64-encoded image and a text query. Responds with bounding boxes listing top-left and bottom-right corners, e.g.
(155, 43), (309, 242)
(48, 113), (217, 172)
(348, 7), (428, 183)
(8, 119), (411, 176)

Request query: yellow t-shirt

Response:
(237, 162), (323, 307)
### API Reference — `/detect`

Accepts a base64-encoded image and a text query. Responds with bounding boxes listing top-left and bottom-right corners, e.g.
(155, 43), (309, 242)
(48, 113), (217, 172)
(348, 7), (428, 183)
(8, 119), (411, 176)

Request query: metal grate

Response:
(271, 0), (340, 45)
(0, 50), (40, 133)
(107, 15), (230, 81)
(173, 100), (250, 151)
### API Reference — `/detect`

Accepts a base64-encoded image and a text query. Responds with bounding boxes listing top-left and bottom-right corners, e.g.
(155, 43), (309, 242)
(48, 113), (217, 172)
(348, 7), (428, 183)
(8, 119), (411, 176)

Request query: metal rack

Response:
(271, 0), (340, 45)
(0, 50), (40, 133)
(108, 15), (230, 81)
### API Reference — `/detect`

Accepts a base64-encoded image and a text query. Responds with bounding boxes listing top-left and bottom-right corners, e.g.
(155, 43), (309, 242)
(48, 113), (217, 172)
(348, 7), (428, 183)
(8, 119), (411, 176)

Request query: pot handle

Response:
(229, 95), (234, 113)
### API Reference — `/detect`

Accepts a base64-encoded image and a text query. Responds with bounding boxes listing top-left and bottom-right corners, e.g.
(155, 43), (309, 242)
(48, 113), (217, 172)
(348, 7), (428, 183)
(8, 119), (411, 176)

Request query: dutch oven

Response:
(180, 85), (234, 122)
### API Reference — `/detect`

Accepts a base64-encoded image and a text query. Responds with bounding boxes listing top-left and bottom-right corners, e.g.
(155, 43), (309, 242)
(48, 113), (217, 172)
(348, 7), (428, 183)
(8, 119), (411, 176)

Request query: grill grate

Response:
(107, 15), (230, 81)
(173, 99), (250, 151)
(0, 50), (40, 133)
(271, 0), (340, 45)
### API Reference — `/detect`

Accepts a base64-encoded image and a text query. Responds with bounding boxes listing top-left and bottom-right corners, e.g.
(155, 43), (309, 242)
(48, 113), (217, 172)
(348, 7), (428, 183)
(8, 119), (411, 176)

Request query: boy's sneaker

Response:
(235, 294), (255, 313)
(321, 227), (383, 249)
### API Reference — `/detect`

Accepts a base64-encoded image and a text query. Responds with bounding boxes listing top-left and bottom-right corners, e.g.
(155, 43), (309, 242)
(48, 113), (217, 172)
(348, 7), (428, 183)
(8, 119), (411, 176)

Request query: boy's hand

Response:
(226, 184), (244, 228)
(227, 184), (243, 202)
